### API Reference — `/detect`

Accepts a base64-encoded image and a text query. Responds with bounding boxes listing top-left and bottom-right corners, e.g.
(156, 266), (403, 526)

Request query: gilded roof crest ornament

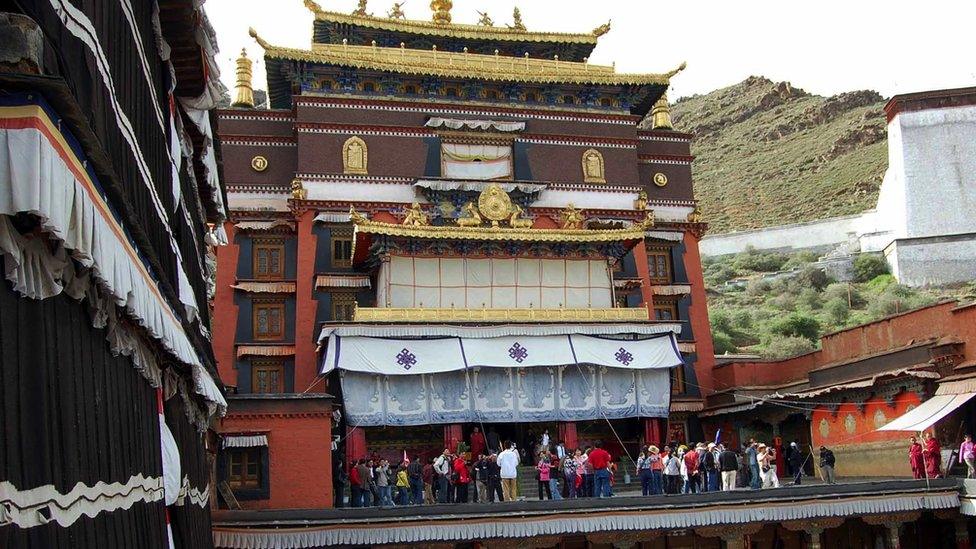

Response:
(476, 11), (494, 27)
(388, 2), (406, 19)
(560, 204), (584, 229)
(402, 202), (430, 226)
(430, 0), (452, 24)
(592, 20), (611, 37)
(352, 0), (371, 16)
(303, 0), (323, 13)
(349, 205), (368, 224)
(508, 7), (526, 31)
(248, 27), (271, 50)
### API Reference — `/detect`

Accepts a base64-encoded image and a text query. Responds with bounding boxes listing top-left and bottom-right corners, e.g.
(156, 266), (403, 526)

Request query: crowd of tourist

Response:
(334, 428), (975, 508)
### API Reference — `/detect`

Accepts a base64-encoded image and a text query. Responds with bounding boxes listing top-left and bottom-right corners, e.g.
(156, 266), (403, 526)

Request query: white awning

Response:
(234, 220), (294, 231)
(314, 211), (352, 224)
(315, 274), (371, 289)
(645, 230), (685, 242)
(936, 378), (976, 395)
(318, 322), (682, 341)
(221, 435), (268, 449)
(425, 117), (525, 133)
(321, 333), (683, 375)
(878, 393), (976, 432)
(414, 179), (545, 194)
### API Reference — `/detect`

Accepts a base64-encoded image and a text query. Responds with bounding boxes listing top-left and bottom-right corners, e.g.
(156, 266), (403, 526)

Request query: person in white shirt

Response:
(497, 443), (521, 501)
(433, 449), (452, 503)
(541, 430), (550, 452)
(556, 441), (566, 460)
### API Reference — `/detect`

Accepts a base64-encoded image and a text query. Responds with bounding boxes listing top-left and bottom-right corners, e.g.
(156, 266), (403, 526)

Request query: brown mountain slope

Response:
(664, 76), (888, 234)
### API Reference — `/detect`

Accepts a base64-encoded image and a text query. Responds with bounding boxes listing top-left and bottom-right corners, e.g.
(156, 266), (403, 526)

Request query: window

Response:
(253, 240), (284, 279)
(227, 448), (261, 489)
(653, 302), (678, 322)
(253, 301), (284, 340)
(647, 247), (672, 284)
(251, 360), (284, 394)
(332, 293), (357, 321)
(671, 365), (686, 394)
(615, 294), (629, 309)
(332, 233), (353, 268)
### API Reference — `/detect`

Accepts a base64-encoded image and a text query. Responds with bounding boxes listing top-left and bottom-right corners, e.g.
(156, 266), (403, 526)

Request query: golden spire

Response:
(430, 0), (452, 24)
(650, 93), (672, 130)
(232, 48), (255, 108)
(510, 7), (526, 31)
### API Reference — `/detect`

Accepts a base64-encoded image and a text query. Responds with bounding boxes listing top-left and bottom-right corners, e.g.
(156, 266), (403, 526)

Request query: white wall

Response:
(699, 215), (861, 257)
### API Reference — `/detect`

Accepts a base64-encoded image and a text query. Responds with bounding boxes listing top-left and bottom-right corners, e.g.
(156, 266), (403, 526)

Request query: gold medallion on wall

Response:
(653, 172), (668, 187)
(478, 183), (513, 221)
(251, 155), (268, 172)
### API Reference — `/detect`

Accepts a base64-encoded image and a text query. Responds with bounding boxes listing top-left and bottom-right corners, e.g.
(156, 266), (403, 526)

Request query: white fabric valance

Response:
(878, 393), (976, 432)
(315, 274), (371, 289)
(234, 219), (294, 231)
(0, 105), (225, 420)
(321, 333), (682, 375)
(314, 211), (353, 224)
(222, 434), (269, 448)
(380, 256), (612, 310)
(441, 143), (512, 180)
(426, 117), (525, 133)
(645, 230), (685, 242)
(318, 322), (682, 341)
(415, 179), (546, 194)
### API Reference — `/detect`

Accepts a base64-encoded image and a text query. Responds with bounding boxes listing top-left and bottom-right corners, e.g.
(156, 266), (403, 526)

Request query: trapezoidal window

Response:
(251, 360), (284, 394)
(227, 448), (261, 489)
(253, 239), (284, 279)
(253, 301), (285, 341)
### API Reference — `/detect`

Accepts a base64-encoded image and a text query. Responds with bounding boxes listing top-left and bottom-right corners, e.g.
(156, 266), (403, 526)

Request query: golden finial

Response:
(650, 93), (673, 130)
(387, 1), (406, 19)
(634, 190), (648, 211)
(430, 0), (452, 24)
(290, 178), (307, 200)
(303, 0), (322, 13)
(592, 20), (611, 37)
(477, 10), (493, 27)
(232, 48), (255, 108)
(687, 205), (703, 223)
(509, 7), (526, 31)
(248, 27), (271, 50)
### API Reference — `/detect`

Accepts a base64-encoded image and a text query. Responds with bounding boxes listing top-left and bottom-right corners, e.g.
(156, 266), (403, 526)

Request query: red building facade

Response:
(212, 2), (713, 510)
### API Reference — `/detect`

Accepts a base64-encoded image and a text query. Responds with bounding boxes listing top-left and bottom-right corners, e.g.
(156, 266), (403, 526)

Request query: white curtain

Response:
(381, 256), (613, 309)
(441, 143), (513, 180)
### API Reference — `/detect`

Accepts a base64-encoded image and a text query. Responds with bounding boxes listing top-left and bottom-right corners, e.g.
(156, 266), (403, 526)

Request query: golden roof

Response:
(352, 217), (647, 243)
(304, 4), (600, 45)
(251, 30), (682, 86)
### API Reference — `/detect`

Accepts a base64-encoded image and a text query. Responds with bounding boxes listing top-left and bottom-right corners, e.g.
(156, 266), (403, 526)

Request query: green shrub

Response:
(798, 288), (823, 310)
(865, 274), (896, 293)
(712, 331), (737, 355)
(762, 335), (816, 359)
(824, 297), (850, 324)
(853, 254), (890, 282)
(705, 263), (740, 286)
(782, 251), (820, 271)
(732, 246), (789, 273)
(770, 313), (821, 342)
(823, 283), (866, 308)
(791, 266), (831, 292)
(769, 292), (798, 311)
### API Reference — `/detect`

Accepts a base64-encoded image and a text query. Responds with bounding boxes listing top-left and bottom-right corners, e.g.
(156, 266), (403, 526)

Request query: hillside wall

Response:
(699, 214), (862, 257)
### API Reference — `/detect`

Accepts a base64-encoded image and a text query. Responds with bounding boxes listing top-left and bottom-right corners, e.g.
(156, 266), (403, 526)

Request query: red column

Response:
(294, 209), (319, 392)
(212, 221), (240, 387)
(346, 425), (367, 465)
(631, 242), (655, 316)
(559, 422), (578, 450)
(643, 418), (663, 448)
(444, 424), (463, 454)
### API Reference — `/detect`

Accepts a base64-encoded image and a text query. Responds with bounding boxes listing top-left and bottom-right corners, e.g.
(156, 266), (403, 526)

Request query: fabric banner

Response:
(341, 366), (671, 426)
(441, 143), (512, 180)
(322, 333), (682, 375)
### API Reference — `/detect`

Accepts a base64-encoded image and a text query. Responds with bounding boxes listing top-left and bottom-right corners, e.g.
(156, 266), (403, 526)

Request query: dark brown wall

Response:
(637, 161), (694, 202)
(525, 143), (637, 185)
(221, 143), (298, 187)
(296, 132), (430, 177)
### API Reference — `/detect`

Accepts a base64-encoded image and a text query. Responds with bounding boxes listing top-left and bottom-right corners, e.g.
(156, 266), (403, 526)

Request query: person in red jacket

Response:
(453, 455), (471, 503)
(349, 459), (363, 507)
(588, 442), (613, 498)
(684, 445), (701, 494)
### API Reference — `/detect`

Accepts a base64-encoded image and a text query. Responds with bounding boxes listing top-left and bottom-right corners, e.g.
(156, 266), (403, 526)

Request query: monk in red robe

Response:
(470, 426), (486, 459)
(908, 436), (924, 479)
(923, 432), (942, 478)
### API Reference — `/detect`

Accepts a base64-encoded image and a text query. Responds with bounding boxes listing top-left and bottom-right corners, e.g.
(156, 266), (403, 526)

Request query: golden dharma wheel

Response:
(477, 184), (512, 221)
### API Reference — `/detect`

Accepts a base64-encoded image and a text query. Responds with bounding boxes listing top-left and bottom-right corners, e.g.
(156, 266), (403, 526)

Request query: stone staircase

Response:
(514, 456), (638, 499)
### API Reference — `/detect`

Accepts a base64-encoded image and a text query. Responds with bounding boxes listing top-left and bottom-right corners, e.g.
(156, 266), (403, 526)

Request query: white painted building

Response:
(701, 86), (976, 287)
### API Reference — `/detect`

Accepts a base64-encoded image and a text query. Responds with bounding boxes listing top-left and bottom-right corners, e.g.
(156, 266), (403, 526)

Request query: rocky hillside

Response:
(664, 77), (889, 234)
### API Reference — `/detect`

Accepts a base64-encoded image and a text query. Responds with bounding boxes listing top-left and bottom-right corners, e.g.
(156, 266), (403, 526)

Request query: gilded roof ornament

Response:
(430, 0), (452, 24)
(303, 0), (323, 13)
(248, 27), (271, 50)
(266, 42), (674, 86)
(560, 204), (585, 229)
(231, 48), (255, 108)
(402, 202), (430, 226)
(650, 93), (673, 130)
(664, 61), (688, 79)
(508, 7), (526, 31)
(349, 205), (368, 224)
(352, 0), (370, 16)
(476, 11), (494, 27)
(592, 20), (611, 37)
(387, 2), (406, 19)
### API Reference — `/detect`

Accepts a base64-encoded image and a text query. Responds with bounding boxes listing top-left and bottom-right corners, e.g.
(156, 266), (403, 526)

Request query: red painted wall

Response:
(221, 412), (333, 510)
(213, 221), (240, 386)
(682, 232), (717, 395)
(294, 210), (319, 393)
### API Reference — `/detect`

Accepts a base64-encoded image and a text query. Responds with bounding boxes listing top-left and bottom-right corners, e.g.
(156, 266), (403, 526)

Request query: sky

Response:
(206, 0), (976, 101)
